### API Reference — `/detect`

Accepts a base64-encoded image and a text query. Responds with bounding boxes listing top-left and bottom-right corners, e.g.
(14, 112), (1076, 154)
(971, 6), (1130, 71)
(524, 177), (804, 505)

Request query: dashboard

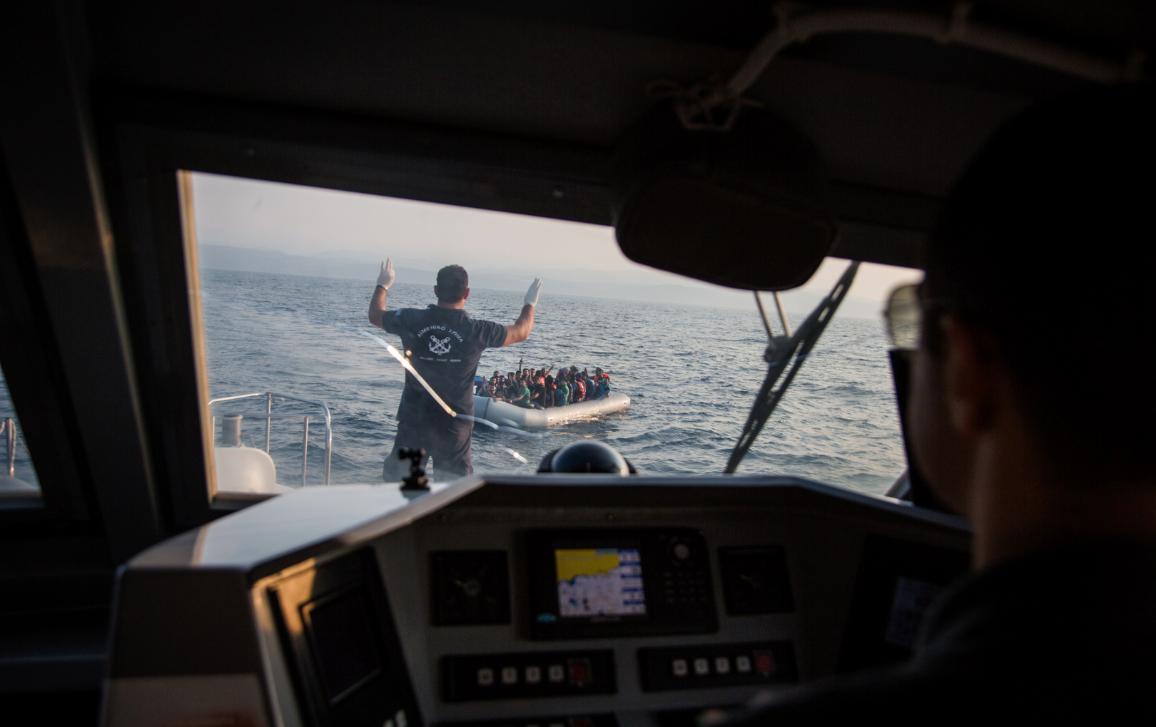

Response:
(104, 476), (970, 727)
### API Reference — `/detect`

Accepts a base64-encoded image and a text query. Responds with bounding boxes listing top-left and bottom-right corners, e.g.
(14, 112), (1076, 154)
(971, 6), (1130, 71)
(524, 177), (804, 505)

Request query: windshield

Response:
(0, 366), (41, 494)
(189, 172), (918, 495)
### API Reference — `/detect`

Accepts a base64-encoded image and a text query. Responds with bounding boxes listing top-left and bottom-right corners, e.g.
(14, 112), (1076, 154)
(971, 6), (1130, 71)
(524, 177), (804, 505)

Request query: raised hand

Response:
(524, 277), (543, 307)
(376, 258), (396, 290)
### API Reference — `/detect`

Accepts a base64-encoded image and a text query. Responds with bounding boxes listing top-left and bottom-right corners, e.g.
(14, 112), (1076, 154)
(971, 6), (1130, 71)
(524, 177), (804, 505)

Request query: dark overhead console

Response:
(527, 529), (717, 640)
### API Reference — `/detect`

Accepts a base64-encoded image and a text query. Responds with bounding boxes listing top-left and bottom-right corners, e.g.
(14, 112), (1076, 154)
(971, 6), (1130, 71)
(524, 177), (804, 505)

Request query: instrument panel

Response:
(421, 528), (802, 715)
(365, 479), (969, 727)
(106, 477), (970, 727)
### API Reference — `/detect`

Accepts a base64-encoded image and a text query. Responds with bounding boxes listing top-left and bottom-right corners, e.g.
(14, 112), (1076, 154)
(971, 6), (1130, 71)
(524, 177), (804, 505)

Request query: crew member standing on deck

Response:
(368, 260), (541, 480)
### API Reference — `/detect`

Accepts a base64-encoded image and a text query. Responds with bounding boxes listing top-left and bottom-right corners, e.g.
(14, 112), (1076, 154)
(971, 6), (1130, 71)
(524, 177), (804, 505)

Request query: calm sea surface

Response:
(199, 269), (907, 495)
(0, 269), (909, 495)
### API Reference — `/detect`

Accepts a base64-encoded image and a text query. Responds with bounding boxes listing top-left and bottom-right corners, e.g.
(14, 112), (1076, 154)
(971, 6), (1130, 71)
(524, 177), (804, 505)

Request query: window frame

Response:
(0, 29), (159, 566)
(100, 91), (614, 528)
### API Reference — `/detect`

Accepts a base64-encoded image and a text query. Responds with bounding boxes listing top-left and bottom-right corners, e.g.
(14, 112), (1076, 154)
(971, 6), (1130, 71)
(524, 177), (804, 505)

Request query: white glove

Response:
(524, 277), (543, 307)
(376, 258), (396, 289)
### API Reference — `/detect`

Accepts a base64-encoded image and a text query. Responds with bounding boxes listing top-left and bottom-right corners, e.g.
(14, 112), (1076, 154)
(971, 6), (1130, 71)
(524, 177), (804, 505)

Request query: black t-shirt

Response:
(380, 305), (506, 426)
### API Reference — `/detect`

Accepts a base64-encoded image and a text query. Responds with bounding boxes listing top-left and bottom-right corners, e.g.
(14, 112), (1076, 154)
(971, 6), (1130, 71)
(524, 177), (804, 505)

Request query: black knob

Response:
(399, 447), (429, 491)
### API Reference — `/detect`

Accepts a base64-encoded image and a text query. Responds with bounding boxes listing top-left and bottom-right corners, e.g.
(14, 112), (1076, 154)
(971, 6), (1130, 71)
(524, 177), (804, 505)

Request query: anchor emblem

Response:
(428, 335), (453, 355)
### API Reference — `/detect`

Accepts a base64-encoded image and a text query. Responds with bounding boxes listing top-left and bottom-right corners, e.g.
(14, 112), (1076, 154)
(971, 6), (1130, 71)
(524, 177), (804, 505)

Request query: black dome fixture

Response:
(537, 441), (637, 475)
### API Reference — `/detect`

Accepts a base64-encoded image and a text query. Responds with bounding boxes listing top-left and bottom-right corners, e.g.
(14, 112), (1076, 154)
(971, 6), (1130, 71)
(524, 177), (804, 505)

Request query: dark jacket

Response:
(726, 540), (1156, 725)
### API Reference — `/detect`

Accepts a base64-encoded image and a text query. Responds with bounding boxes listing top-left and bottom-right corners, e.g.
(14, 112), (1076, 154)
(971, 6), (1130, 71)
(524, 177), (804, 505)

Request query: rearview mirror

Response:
(613, 103), (836, 291)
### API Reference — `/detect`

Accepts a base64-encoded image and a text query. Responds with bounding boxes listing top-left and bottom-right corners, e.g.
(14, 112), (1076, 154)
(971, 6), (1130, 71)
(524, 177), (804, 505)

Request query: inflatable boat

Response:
(473, 392), (630, 429)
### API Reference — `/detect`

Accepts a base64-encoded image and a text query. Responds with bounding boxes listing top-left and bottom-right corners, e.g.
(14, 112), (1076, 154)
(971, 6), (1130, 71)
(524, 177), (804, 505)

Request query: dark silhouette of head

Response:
(915, 84), (1155, 497)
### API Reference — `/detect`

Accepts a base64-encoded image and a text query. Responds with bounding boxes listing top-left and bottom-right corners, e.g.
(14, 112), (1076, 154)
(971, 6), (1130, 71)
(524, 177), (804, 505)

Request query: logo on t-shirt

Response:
(428, 334), (453, 355)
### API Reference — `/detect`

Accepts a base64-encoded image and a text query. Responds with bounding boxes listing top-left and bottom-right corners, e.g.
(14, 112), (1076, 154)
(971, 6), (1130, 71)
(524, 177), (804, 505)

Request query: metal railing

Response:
(208, 392), (333, 485)
(2, 417), (14, 478)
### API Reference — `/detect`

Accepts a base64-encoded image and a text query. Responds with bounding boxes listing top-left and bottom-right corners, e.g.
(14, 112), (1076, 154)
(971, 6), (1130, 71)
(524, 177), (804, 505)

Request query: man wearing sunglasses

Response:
(727, 85), (1156, 723)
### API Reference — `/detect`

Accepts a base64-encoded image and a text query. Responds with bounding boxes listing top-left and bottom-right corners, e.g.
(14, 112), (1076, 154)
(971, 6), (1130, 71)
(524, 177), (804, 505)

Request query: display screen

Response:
(555, 547), (646, 617)
(838, 536), (968, 672)
(884, 577), (943, 649)
(304, 586), (383, 703)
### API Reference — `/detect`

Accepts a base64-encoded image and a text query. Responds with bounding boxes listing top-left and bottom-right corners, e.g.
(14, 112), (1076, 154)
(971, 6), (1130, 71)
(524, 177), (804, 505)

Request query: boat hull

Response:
(473, 392), (630, 429)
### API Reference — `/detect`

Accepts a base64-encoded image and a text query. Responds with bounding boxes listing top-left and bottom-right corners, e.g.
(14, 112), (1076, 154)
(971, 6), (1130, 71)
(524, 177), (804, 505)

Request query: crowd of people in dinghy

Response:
(475, 366), (611, 409)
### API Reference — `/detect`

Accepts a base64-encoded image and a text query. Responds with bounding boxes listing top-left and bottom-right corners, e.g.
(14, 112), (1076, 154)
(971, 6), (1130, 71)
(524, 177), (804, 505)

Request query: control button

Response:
(671, 658), (689, 677)
(754, 651), (775, 676)
(673, 542), (692, 561)
(525, 665), (542, 684)
(477, 667), (495, 686)
(735, 655), (752, 673)
(548, 664), (566, 683)
(384, 721), (394, 727)
(395, 711), (408, 727)
(714, 656), (731, 674)
(693, 657), (710, 676)
(568, 658), (593, 687)
(501, 666), (519, 685)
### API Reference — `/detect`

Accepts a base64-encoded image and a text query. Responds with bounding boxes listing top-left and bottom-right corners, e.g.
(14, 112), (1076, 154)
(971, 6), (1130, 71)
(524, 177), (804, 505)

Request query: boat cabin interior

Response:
(0, 2), (1149, 725)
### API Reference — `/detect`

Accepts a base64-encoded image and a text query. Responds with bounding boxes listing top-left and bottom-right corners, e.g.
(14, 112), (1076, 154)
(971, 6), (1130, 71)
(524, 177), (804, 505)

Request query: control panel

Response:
(379, 480), (967, 727)
(442, 650), (616, 701)
(637, 641), (797, 692)
(108, 475), (971, 727)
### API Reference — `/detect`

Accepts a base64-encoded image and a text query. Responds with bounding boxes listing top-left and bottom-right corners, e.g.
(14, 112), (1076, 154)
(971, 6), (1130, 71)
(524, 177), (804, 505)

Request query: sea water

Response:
(199, 269), (907, 495)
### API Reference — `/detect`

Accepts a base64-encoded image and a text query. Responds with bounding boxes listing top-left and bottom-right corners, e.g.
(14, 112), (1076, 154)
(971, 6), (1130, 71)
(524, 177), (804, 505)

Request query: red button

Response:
(754, 651), (775, 676)
(568, 658), (592, 686)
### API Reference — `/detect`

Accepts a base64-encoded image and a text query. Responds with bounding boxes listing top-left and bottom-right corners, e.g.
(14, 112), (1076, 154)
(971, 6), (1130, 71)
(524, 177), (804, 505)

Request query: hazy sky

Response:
(191, 172), (920, 304)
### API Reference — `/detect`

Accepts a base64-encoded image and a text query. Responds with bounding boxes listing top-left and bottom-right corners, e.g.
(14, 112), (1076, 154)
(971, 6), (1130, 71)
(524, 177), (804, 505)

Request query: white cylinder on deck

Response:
(214, 446), (293, 494)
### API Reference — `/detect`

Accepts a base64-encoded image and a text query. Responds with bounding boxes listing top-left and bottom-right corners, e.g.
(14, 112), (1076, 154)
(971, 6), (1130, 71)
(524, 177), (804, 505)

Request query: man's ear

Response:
(434, 285), (440, 300)
(462, 287), (470, 301)
(940, 316), (1001, 436)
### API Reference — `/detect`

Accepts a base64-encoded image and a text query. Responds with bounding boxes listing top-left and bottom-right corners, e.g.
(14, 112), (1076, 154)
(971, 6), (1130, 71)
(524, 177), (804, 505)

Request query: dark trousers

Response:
(382, 419), (472, 482)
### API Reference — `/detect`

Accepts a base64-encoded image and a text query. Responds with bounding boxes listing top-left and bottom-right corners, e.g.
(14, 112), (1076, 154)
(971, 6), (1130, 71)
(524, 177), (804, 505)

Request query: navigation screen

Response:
(555, 548), (646, 617)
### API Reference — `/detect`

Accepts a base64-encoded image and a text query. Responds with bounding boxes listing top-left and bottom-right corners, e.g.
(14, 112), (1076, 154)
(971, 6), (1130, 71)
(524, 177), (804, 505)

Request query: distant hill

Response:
(198, 244), (370, 281)
(197, 243), (878, 318)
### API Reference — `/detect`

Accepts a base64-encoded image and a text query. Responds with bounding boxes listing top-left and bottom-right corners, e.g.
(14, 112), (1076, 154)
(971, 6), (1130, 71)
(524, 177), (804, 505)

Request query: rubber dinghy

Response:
(473, 392), (630, 429)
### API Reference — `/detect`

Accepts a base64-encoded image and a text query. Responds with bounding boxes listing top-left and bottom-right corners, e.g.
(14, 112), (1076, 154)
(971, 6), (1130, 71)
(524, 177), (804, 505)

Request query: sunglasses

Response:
(883, 282), (951, 350)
